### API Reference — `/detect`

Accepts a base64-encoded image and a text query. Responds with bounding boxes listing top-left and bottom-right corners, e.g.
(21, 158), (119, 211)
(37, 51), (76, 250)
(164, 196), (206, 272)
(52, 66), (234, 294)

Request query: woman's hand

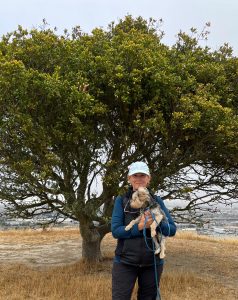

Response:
(138, 211), (153, 231)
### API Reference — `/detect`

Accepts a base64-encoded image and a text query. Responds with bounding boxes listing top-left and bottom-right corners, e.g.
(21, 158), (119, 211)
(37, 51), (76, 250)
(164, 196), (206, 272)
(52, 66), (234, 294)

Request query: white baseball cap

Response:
(128, 161), (150, 176)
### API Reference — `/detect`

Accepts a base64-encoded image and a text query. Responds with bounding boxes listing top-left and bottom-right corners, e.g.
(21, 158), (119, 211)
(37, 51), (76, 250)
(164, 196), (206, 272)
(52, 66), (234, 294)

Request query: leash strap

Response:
(142, 210), (172, 300)
(143, 214), (162, 300)
(142, 216), (154, 252)
(152, 241), (162, 300)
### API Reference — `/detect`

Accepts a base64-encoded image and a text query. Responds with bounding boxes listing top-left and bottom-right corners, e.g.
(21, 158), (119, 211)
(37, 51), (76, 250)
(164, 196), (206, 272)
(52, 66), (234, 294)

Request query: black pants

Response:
(112, 262), (163, 300)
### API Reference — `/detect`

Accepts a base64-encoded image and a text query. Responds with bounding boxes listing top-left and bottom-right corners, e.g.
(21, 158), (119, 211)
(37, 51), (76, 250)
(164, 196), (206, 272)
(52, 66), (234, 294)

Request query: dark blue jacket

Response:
(111, 189), (176, 266)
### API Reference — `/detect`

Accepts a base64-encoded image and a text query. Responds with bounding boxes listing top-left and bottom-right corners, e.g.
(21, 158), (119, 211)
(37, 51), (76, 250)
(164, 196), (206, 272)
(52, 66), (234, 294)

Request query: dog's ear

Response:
(132, 190), (139, 200)
(138, 187), (148, 193)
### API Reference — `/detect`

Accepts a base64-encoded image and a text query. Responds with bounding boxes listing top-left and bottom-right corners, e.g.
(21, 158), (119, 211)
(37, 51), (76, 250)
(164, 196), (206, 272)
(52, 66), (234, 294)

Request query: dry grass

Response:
(0, 260), (236, 300)
(0, 261), (111, 300)
(0, 228), (237, 299)
(175, 230), (238, 245)
(161, 271), (235, 300)
(0, 227), (80, 244)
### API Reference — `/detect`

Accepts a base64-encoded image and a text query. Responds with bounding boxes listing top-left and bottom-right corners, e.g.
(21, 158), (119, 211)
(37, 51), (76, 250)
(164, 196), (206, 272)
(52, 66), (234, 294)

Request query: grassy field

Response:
(0, 228), (237, 299)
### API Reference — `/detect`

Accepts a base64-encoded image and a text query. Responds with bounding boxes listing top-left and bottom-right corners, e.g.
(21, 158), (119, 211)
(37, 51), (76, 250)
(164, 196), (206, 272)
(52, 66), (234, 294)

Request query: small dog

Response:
(125, 187), (166, 258)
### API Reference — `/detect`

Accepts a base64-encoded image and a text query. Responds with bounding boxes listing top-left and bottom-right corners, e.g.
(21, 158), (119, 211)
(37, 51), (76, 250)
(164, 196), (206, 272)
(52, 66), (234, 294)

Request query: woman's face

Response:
(128, 173), (151, 191)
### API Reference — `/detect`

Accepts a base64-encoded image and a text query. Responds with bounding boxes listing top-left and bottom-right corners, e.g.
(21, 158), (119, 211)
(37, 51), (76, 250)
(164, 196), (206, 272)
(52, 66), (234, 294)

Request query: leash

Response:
(142, 211), (172, 300)
(152, 237), (162, 300)
(142, 217), (154, 252)
(143, 215), (161, 300)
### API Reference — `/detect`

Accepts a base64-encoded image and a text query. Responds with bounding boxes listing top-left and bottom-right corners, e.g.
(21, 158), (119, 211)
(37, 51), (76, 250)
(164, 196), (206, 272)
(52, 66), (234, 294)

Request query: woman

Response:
(111, 161), (176, 300)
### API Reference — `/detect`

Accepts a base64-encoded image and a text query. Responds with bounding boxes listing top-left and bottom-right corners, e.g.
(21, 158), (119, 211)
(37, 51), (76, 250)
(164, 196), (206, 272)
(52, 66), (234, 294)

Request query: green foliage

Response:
(0, 16), (238, 234)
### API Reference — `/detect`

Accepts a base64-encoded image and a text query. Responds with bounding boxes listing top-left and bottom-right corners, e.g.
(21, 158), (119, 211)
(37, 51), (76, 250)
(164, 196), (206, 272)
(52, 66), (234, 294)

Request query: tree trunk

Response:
(81, 234), (103, 262)
(79, 218), (110, 262)
(80, 222), (110, 262)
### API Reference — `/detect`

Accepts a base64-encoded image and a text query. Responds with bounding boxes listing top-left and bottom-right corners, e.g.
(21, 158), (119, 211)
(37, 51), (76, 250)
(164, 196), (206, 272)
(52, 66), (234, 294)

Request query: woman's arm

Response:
(111, 196), (143, 239)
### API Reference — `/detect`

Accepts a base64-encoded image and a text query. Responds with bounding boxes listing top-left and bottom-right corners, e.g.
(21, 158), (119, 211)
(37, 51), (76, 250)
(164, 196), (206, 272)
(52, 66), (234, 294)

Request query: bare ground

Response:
(0, 228), (82, 267)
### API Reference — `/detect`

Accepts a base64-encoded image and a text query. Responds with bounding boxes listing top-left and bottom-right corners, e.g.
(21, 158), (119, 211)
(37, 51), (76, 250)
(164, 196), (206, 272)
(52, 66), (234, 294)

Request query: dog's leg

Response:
(154, 213), (163, 226)
(125, 216), (141, 231)
(153, 236), (161, 255)
(150, 213), (163, 237)
(151, 221), (162, 255)
(159, 236), (166, 259)
(150, 220), (157, 237)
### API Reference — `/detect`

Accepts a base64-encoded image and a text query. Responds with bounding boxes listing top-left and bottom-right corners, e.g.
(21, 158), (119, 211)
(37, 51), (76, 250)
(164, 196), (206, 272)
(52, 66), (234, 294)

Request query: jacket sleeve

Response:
(111, 196), (143, 239)
(156, 196), (177, 237)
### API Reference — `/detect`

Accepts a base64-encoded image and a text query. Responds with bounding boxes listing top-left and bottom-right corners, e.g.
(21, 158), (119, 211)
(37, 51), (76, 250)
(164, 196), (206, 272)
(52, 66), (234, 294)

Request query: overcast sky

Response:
(0, 0), (237, 55)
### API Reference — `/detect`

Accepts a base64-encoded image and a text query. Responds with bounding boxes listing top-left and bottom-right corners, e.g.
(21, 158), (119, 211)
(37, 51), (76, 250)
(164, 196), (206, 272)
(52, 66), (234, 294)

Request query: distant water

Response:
(1, 204), (238, 237)
(178, 223), (238, 237)
(176, 204), (238, 237)
(0, 217), (79, 230)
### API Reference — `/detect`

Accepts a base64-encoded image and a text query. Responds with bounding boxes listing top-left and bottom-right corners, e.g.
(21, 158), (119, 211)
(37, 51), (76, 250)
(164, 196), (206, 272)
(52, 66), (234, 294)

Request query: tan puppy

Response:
(125, 187), (166, 258)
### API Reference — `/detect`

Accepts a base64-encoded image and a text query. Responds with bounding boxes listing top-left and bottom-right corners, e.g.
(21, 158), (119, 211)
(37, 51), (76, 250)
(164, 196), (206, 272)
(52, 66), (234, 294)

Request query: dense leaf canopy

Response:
(0, 16), (238, 231)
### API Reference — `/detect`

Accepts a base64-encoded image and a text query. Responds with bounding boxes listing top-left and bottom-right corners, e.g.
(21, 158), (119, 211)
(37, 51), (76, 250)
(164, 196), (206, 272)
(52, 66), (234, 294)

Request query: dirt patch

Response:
(0, 228), (82, 267)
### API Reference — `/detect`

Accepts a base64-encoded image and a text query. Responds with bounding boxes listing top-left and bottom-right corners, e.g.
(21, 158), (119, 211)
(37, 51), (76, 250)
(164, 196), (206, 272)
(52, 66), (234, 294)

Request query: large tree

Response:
(0, 16), (238, 261)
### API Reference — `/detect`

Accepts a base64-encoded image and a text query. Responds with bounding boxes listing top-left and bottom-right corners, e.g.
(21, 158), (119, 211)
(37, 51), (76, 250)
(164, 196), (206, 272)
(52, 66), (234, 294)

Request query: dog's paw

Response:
(160, 252), (165, 259)
(125, 225), (131, 231)
(154, 248), (160, 255)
